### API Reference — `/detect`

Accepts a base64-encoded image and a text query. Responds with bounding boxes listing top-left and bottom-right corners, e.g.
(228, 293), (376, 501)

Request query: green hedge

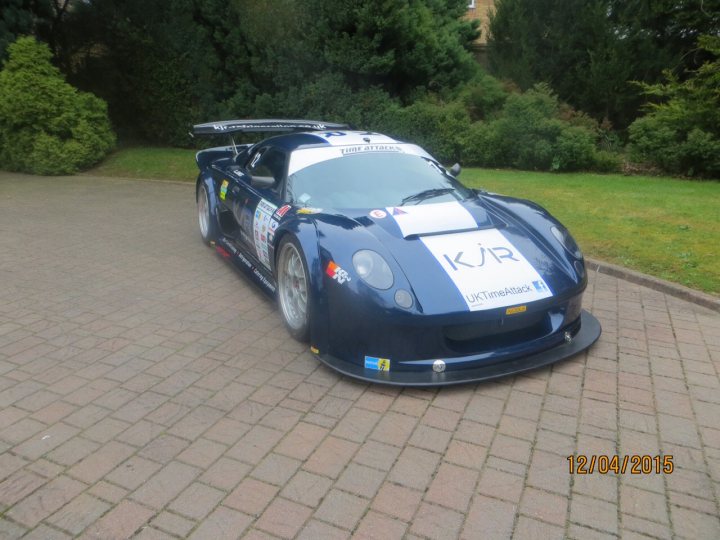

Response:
(0, 37), (115, 175)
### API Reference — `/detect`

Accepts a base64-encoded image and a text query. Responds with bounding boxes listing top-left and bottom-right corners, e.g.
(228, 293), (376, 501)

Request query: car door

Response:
(235, 145), (288, 270)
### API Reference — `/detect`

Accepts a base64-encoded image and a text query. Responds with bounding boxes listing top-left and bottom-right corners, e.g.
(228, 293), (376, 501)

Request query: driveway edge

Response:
(586, 257), (720, 312)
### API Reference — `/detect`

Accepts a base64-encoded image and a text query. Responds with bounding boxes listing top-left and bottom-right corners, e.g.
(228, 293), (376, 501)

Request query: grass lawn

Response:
(463, 169), (720, 295)
(87, 146), (198, 181)
(88, 147), (720, 295)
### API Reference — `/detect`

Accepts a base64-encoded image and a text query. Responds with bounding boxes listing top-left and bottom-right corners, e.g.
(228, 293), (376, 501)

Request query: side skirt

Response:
(214, 235), (277, 299)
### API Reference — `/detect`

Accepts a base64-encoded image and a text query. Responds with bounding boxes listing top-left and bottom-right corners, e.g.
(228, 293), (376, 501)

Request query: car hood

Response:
(312, 196), (584, 314)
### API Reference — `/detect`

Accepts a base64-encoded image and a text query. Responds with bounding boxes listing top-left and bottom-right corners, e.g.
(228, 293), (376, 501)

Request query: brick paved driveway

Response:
(1, 173), (719, 539)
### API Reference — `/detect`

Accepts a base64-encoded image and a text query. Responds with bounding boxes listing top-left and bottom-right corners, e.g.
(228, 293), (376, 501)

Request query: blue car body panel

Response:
(193, 120), (601, 385)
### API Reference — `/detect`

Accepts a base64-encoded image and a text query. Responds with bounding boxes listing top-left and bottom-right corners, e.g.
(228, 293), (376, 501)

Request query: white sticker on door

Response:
(253, 199), (278, 268)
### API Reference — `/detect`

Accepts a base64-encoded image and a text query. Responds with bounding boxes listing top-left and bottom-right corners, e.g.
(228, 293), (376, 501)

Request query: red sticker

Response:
(275, 204), (291, 218)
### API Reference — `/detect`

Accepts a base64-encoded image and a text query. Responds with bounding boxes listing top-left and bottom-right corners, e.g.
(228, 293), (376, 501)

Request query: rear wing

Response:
(191, 119), (350, 137)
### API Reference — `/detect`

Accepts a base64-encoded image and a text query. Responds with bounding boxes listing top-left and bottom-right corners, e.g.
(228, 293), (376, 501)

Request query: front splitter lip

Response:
(314, 310), (601, 387)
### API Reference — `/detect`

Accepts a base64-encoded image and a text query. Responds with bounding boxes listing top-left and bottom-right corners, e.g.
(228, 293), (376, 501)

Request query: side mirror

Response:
(251, 175), (276, 189)
(449, 163), (461, 177)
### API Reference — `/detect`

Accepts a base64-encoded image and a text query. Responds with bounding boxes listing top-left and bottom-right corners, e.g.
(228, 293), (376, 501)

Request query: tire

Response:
(197, 183), (217, 245)
(276, 236), (311, 342)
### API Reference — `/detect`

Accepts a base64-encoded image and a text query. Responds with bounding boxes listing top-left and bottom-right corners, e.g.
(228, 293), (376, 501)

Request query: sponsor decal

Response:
(420, 228), (553, 311)
(269, 219), (279, 231)
(274, 204), (291, 218)
(253, 198), (278, 269)
(310, 346), (319, 354)
(215, 245), (231, 259)
(326, 261), (351, 284)
(297, 207), (322, 215)
(364, 356), (390, 371)
(506, 305), (527, 315)
(387, 201), (477, 238)
(340, 144), (401, 155)
(219, 179), (229, 201)
(369, 209), (387, 219)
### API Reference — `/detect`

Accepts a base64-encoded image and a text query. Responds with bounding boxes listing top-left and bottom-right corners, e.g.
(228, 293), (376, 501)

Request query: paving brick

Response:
(227, 425), (284, 465)
(353, 510), (407, 540)
(224, 477), (279, 516)
(152, 511), (197, 538)
(0, 470), (47, 509)
(275, 422), (329, 460)
(303, 435), (358, 479)
(570, 493), (618, 535)
(131, 461), (200, 510)
(47, 493), (110, 536)
(297, 519), (350, 540)
(387, 446), (440, 491)
(168, 482), (225, 520)
(424, 463), (478, 512)
(199, 456), (250, 492)
(519, 487), (568, 527)
(6, 475), (86, 527)
(670, 505), (720, 539)
(410, 502), (464, 540)
(371, 483), (422, 522)
(281, 470), (332, 508)
(67, 440), (135, 483)
(477, 467), (525, 503)
(513, 515), (565, 540)
(369, 411), (418, 447)
(188, 506), (252, 540)
(315, 489), (369, 530)
(255, 497), (313, 538)
(81, 500), (155, 539)
(526, 449), (571, 496)
(105, 456), (163, 491)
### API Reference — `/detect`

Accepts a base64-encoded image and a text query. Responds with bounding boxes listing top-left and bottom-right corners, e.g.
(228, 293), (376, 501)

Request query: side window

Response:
(247, 148), (287, 185)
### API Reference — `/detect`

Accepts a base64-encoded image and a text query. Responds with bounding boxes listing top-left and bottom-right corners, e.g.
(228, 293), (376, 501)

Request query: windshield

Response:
(286, 152), (472, 209)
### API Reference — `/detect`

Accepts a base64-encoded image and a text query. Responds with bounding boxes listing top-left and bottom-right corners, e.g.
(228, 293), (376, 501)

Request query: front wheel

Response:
(277, 237), (311, 342)
(197, 183), (217, 245)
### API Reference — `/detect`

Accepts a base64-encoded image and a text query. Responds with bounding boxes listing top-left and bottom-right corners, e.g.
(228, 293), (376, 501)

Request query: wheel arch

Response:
(273, 221), (330, 353)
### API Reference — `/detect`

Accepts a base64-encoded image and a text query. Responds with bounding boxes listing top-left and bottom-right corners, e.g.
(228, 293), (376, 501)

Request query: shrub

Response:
(461, 84), (621, 172)
(0, 37), (115, 175)
(629, 35), (720, 178)
(384, 99), (472, 164)
(553, 126), (596, 171)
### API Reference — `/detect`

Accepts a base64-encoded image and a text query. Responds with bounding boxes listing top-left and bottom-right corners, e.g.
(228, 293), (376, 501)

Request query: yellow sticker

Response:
(378, 358), (390, 371)
(297, 207), (322, 214)
(220, 179), (229, 200)
(310, 346), (319, 354)
(506, 305), (527, 315)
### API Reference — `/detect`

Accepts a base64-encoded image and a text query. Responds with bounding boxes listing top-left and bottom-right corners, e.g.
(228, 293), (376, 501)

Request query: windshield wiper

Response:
(400, 187), (456, 206)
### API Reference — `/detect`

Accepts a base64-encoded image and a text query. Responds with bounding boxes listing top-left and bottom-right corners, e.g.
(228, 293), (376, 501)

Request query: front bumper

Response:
(314, 310), (601, 386)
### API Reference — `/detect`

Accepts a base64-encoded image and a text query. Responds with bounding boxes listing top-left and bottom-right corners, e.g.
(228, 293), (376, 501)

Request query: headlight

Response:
(551, 225), (582, 259)
(353, 250), (394, 289)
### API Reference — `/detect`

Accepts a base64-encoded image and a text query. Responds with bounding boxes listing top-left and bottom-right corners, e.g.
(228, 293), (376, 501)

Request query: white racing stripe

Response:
(386, 201), (477, 238)
(420, 228), (553, 311)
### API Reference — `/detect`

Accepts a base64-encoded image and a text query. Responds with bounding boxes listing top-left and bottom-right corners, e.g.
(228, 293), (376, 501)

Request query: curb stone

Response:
(586, 256), (720, 313)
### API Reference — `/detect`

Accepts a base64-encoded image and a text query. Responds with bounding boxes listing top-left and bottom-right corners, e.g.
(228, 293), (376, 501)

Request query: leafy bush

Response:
(461, 84), (620, 172)
(384, 99), (472, 164)
(629, 35), (720, 178)
(553, 126), (597, 171)
(0, 37), (115, 175)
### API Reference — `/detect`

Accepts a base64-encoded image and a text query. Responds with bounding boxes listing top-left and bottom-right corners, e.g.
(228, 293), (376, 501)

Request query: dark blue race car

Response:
(193, 119), (601, 386)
